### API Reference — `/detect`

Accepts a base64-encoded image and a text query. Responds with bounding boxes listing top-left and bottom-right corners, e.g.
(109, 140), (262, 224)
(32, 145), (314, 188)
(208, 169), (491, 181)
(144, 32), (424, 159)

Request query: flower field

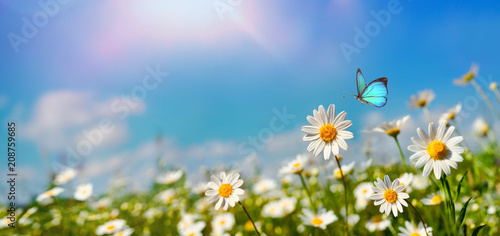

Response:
(2, 66), (499, 236)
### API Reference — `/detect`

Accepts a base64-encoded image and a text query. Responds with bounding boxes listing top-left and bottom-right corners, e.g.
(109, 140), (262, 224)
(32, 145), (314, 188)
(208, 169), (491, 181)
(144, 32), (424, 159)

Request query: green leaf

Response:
(455, 197), (473, 234)
(442, 174), (455, 221)
(470, 224), (486, 236)
(455, 171), (468, 202)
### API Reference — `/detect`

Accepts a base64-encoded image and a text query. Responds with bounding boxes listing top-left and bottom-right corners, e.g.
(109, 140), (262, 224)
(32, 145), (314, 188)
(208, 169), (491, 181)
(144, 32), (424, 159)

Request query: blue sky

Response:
(1, 0), (500, 203)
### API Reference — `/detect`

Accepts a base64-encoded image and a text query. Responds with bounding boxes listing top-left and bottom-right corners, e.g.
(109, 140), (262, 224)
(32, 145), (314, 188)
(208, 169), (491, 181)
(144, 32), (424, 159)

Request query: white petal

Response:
(211, 175), (221, 186)
(332, 142), (340, 155)
(429, 122), (436, 140)
(324, 143), (332, 160)
(422, 161), (433, 177)
(446, 136), (463, 147)
(327, 104), (335, 124)
(338, 130), (353, 139)
(333, 111), (347, 125)
(434, 162), (442, 179)
(215, 197), (223, 210)
(436, 122), (446, 141)
(337, 138), (348, 151)
(208, 182), (219, 190)
(302, 126), (320, 134)
(417, 128), (431, 143)
(303, 134), (320, 141)
(307, 115), (322, 127)
(414, 154), (430, 169)
(442, 126), (455, 143)
(205, 189), (218, 196)
(314, 141), (325, 157)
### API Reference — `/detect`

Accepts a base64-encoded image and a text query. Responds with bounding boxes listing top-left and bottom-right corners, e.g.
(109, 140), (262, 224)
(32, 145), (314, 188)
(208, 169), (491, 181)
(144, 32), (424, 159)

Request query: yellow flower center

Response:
(464, 72), (474, 82)
(448, 113), (455, 120)
(311, 217), (323, 226)
(362, 189), (367, 194)
(410, 233), (421, 236)
(107, 225), (115, 231)
(432, 195), (443, 204)
(293, 163), (301, 168)
(383, 189), (397, 203)
(188, 233), (195, 236)
(218, 184), (232, 198)
(372, 215), (382, 223)
(319, 124), (337, 142)
(386, 128), (400, 137)
(334, 170), (343, 179)
(417, 100), (427, 107)
(220, 220), (225, 225)
(116, 232), (124, 236)
(244, 220), (254, 231)
(427, 141), (448, 160)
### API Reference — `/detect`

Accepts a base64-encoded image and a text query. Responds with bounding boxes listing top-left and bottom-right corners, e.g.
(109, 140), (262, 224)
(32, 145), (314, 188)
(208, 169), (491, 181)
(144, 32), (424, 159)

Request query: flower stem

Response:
(298, 173), (317, 214)
(405, 199), (430, 236)
(494, 89), (500, 104)
(335, 155), (349, 236)
(238, 201), (261, 236)
(471, 80), (500, 119)
(394, 137), (407, 168)
(422, 106), (433, 123)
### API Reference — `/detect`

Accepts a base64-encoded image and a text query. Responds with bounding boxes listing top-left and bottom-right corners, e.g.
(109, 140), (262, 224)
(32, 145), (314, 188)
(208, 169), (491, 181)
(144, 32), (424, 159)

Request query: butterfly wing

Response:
(360, 77), (388, 108)
(356, 68), (367, 96)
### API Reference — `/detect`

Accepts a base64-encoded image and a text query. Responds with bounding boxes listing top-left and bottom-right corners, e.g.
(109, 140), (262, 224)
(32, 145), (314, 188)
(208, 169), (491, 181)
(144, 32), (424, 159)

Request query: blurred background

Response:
(1, 0), (500, 204)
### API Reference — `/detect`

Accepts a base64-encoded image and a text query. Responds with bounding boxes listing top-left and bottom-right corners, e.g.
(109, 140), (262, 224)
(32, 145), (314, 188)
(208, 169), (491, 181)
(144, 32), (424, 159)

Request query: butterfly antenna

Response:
(340, 90), (356, 98)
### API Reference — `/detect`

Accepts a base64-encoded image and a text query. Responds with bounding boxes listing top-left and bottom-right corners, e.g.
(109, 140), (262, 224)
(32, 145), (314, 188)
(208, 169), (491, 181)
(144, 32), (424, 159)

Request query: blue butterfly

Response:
(354, 68), (388, 108)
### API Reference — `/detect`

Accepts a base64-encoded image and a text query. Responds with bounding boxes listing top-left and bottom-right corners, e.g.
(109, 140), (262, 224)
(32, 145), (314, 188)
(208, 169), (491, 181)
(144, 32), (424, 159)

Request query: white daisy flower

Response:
(331, 161), (355, 180)
(411, 175), (429, 190)
(408, 122), (465, 179)
(155, 189), (176, 204)
(96, 219), (127, 235)
(261, 197), (296, 218)
(262, 201), (284, 218)
(177, 212), (201, 232)
(192, 183), (209, 195)
(94, 197), (112, 211)
(369, 175), (409, 217)
(472, 117), (490, 137)
(211, 213), (235, 232)
(252, 179), (277, 195)
(280, 197), (297, 215)
(36, 187), (64, 205)
(439, 103), (462, 126)
(398, 221), (433, 236)
(113, 228), (134, 236)
(421, 193), (443, 205)
(373, 115), (410, 138)
(399, 173), (414, 193)
(365, 216), (391, 232)
(347, 214), (360, 226)
(453, 64), (479, 86)
(279, 154), (309, 175)
(298, 208), (338, 230)
(354, 182), (374, 210)
(74, 183), (93, 201)
(205, 172), (245, 211)
(156, 170), (183, 185)
(180, 221), (205, 236)
(408, 89), (435, 109)
(301, 104), (353, 160)
(490, 81), (499, 91)
(54, 168), (76, 185)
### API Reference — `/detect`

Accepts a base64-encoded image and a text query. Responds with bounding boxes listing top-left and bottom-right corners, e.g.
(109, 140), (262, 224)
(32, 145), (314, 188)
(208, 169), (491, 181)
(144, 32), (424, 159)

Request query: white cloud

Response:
(23, 90), (145, 150)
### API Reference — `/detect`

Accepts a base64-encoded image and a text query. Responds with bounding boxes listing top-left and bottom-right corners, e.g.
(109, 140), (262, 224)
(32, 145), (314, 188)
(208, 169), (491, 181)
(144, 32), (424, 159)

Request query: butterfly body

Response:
(354, 69), (388, 108)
